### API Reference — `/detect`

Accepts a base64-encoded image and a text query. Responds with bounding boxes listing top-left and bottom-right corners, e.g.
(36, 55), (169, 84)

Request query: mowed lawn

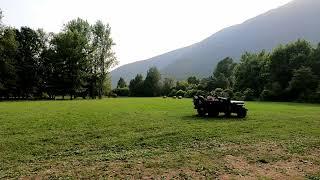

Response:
(0, 98), (320, 179)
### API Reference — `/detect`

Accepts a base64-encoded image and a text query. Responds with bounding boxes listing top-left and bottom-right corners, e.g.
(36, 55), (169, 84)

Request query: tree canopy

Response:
(0, 11), (117, 100)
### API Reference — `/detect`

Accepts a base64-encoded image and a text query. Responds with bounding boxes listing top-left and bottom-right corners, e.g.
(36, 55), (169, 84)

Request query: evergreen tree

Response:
(129, 74), (144, 96)
(117, 77), (127, 88)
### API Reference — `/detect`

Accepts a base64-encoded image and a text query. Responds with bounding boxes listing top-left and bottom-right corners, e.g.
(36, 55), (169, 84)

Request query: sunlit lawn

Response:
(0, 98), (319, 179)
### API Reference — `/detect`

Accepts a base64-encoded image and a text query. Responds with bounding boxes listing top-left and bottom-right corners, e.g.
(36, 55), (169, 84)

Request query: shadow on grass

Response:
(182, 114), (245, 122)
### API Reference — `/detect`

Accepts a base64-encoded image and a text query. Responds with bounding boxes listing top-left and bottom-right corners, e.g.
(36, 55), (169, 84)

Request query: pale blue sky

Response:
(1, 0), (292, 67)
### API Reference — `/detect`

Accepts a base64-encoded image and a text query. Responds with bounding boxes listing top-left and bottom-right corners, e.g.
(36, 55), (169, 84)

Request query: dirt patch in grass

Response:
(220, 142), (320, 180)
(16, 142), (320, 179)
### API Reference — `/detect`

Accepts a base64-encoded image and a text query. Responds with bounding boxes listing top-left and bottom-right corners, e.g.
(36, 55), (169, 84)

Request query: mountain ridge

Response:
(111, 0), (320, 87)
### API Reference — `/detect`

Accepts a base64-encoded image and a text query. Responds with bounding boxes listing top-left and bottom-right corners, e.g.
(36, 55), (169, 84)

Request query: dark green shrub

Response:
(213, 88), (224, 97)
(223, 89), (234, 98)
(185, 89), (197, 98)
(243, 88), (255, 101)
(168, 89), (177, 97)
(196, 90), (207, 96)
(112, 88), (130, 97)
(234, 92), (245, 101)
(260, 89), (274, 101)
(176, 90), (186, 97)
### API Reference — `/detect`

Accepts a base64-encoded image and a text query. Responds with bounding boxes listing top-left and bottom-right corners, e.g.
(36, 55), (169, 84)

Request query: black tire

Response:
(197, 107), (206, 117)
(237, 108), (247, 118)
(208, 111), (219, 117)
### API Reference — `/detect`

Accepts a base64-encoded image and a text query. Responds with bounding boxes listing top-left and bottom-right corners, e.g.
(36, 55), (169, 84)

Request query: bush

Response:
(168, 89), (177, 97)
(223, 89), (233, 98)
(196, 90), (207, 96)
(260, 89), (273, 101)
(185, 89), (197, 98)
(108, 92), (118, 98)
(234, 92), (245, 101)
(112, 88), (130, 97)
(41, 92), (50, 99)
(176, 81), (188, 91)
(212, 88), (224, 97)
(243, 88), (255, 101)
(176, 90), (186, 97)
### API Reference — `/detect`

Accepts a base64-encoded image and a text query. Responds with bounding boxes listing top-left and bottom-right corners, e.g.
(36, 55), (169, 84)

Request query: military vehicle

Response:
(193, 96), (247, 118)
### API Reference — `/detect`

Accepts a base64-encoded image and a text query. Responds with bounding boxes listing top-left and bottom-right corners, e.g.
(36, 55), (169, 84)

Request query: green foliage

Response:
(176, 81), (189, 91)
(260, 82), (283, 101)
(0, 10), (319, 104)
(162, 78), (175, 95)
(112, 87), (130, 97)
(213, 57), (236, 80)
(117, 77), (127, 88)
(176, 89), (186, 97)
(168, 89), (177, 97)
(0, 27), (18, 97)
(196, 90), (207, 96)
(185, 89), (197, 98)
(103, 74), (112, 96)
(311, 43), (320, 77)
(243, 88), (255, 101)
(268, 40), (313, 99)
(287, 66), (318, 101)
(143, 67), (161, 97)
(233, 92), (245, 101)
(129, 74), (144, 96)
(234, 51), (269, 98)
(212, 88), (224, 97)
(211, 74), (230, 89)
(52, 25), (90, 99)
(89, 20), (117, 98)
(0, 12), (116, 100)
(187, 76), (200, 85)
(223, 89), (234, 98)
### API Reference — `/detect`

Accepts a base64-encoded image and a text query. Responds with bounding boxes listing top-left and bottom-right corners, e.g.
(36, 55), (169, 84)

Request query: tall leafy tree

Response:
(187, 76), (200, 85)
(143, 67), (161, 97)
(287, 66), (318, 100)
(129, 74), (144, 96)
(162, 77), (175, 95)
(90, 20), (117, 98)
(269, 40), (312, 90)
(176, 81), (189, 91)
(205, 57), (237, 91)
(15, 27), (44, 98)
(213, 57), (236, 79)
(0, 27), (18, 98)
(234, 51), (270, 97)
(311, 43), (320, 77)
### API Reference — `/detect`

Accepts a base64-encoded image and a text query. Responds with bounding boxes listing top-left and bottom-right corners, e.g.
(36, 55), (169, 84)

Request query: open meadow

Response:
(0, 98), (320, 179)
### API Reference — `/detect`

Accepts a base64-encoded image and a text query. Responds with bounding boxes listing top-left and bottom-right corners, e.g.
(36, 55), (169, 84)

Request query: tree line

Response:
(0, 10), (117, 100)
(115, 39), (320, 103)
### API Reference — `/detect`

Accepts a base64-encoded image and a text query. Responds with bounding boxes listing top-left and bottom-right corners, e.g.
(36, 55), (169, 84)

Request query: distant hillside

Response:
(111, 0), (320, 87)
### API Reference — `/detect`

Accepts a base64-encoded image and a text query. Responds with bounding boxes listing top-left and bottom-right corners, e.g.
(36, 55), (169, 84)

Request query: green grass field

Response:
(0, 98), (320, 179)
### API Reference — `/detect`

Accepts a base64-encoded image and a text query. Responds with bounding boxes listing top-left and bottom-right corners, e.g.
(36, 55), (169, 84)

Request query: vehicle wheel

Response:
(237, 108), (247, 118)
(208, 111), (219, 117)
(197, 107), (206, 117)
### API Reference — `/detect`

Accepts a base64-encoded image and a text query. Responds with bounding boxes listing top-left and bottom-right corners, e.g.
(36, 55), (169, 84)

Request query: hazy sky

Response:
(1, 0), (292, 67)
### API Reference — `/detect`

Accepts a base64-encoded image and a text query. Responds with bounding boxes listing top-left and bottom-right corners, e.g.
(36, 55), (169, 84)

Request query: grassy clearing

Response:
(0, 98), (320, 179)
